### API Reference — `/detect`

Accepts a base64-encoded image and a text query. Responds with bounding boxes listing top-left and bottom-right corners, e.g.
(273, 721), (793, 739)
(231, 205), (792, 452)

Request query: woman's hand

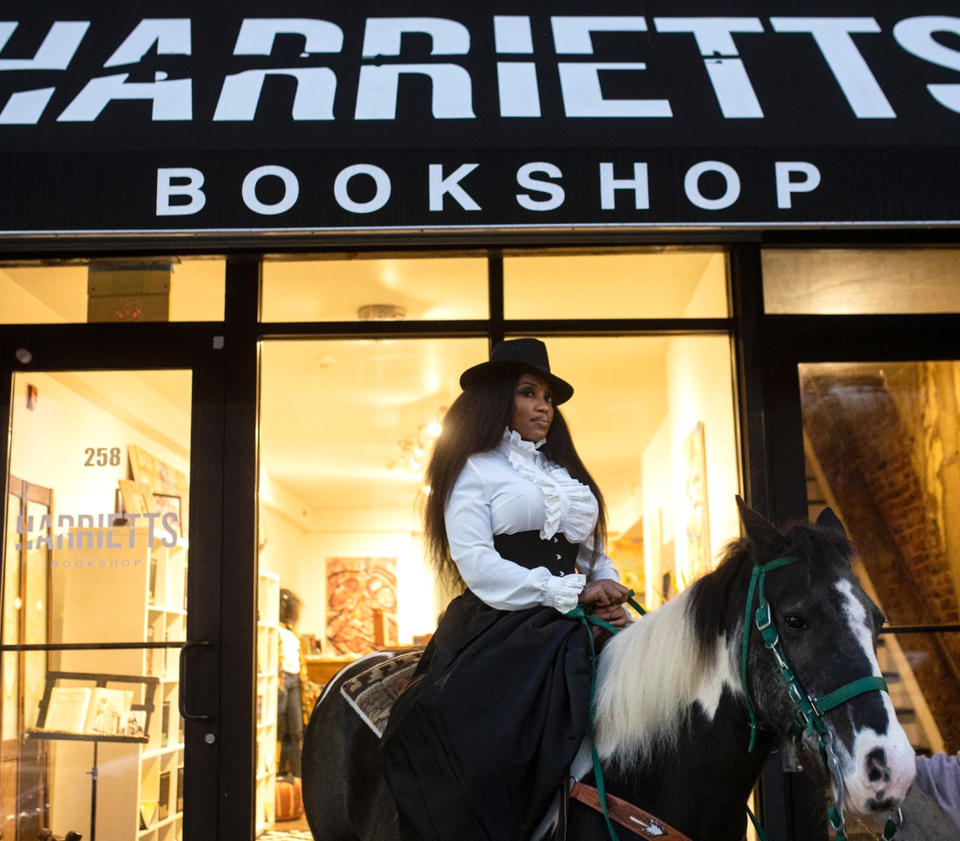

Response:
(579, 579), (632, 629)
(579, 579), (630, 608)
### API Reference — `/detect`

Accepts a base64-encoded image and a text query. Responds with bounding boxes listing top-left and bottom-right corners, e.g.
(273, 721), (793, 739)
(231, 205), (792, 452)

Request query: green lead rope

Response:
(566, 591), (647, 841)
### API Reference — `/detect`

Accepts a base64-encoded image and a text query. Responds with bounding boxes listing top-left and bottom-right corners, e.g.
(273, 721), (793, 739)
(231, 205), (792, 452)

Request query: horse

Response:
(302, 500), (916, 841)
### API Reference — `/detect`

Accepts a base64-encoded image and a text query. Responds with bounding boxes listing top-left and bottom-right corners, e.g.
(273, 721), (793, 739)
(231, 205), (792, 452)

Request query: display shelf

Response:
(53, 527), (188, 841)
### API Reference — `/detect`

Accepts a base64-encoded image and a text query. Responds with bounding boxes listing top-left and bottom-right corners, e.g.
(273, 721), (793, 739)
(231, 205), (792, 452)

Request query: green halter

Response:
(739, 555), (899, 841)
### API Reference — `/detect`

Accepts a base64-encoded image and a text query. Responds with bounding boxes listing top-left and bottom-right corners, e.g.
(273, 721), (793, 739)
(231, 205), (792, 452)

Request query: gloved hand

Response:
(544, 573), (586, 613)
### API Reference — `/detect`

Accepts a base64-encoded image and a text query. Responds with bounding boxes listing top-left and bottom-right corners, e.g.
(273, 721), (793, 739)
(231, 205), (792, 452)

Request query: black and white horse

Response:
(302, 501), (915, 841)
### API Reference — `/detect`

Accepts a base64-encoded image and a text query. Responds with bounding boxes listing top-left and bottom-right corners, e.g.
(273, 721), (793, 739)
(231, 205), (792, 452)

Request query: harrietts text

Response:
(16, 512), (180, 554)
(1, 15), (959, 125)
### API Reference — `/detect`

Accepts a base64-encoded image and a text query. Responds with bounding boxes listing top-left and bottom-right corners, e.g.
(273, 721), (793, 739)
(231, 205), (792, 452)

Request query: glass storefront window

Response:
(261, 256), (488, 321)
(2, 370), (191, 841)
(256, 330), (740, 688)
(762, 248), (960, 314)
(0, 258), (225, 323)
(503, 250), (729, 319)
(800, 360), (960, 753)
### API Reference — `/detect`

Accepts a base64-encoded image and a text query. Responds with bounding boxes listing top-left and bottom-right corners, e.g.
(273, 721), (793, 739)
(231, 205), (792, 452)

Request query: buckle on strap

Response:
(569, 780), (692, 841)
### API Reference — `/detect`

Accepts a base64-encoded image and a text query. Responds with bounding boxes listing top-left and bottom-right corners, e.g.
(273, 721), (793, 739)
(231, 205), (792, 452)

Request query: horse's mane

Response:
(594, 522), (850, 770)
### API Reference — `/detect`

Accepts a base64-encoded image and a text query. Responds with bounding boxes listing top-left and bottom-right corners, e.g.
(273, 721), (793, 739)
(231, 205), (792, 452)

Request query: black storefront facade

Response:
(2, 3), (960, 841)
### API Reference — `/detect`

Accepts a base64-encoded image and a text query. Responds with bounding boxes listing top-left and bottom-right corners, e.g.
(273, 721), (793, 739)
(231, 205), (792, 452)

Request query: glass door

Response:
(1, 346), (223, 841)
(799, 361), (960, 756)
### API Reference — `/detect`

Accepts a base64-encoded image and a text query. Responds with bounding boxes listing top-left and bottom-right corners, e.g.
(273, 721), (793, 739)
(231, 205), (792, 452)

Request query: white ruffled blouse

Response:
(444, 428), (619, 611)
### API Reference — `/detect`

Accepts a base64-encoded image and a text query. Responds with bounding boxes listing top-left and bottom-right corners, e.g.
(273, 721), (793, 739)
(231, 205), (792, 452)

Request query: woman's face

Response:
(510, 373), (554, 443)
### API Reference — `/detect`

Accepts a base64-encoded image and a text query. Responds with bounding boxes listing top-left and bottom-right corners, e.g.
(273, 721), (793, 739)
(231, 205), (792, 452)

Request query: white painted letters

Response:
(516, 162), (565, 210)
(429, 163), (480, 211)
(654, 17), (764, 118)
(893, 16), (960, 114)
(684, 161), (740, 210)
(775, 161), (821, 209)
(553, 16), (671, 117)
(599, 162), (649, 210)
(242, 165), (299, 215)
(334, 164), (391, 213)
(156, 167), (206, 216)
(770, 17), (895, 118)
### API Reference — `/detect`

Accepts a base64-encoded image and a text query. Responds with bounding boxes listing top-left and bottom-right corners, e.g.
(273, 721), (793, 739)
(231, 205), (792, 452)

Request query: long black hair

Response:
(423, 373), (607, 591)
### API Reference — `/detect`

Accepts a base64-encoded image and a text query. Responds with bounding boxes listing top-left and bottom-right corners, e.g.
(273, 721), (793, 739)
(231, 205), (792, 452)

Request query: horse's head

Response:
(737, 498), (915, 818)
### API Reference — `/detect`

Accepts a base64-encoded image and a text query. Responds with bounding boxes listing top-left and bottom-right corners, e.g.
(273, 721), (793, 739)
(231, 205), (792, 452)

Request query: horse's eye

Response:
(784, 614), (808, 631)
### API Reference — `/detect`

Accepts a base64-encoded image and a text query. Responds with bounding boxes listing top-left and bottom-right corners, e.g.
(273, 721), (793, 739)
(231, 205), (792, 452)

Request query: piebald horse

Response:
(302, 501), (915, 841)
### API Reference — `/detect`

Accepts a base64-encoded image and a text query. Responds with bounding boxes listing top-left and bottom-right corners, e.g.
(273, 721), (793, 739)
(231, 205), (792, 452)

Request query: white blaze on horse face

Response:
(833, 579), (916, 813)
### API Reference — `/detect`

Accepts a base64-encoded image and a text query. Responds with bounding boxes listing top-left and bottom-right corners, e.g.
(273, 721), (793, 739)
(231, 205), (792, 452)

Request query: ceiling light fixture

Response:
(389, 406), (447, 472)
(358, 303), (406, 321)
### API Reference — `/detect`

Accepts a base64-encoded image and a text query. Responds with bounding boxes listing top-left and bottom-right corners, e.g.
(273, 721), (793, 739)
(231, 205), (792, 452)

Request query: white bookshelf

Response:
(255, 570), (280, 834)
(50, 527), (187, 841)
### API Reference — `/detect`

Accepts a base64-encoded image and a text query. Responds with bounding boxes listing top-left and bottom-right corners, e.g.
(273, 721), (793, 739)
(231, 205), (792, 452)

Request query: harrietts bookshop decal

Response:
(1, 1), (960, 232)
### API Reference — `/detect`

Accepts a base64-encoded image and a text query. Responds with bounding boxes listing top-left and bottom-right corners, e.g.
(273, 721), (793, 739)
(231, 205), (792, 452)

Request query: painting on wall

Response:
(683, 421), (711, 584)
(325, 557), (398, 655)
(128, 445), (189, 535)
(608, 532), (644, 603)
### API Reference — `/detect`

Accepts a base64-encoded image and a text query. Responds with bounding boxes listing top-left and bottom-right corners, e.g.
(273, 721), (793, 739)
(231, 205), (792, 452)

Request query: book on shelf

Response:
(139, 799), (158, 830)
(40, 686), (135, 736)
(161, 700), (170, 747)
(176, 764), (184, 812)
(149, 557), (158, 605)
(158, 770), (171, 820)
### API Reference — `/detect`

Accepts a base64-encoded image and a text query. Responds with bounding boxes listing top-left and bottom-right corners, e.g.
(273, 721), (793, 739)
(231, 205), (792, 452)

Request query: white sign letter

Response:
(495, 16), (540, 117)
(684, 161), (740, 210)
(775, 161), (821, 209)
(156, 167), (205, 216)
(770, 17), (894, 118)
(0, 20), (89, 69)
(215, 69), (336, 120)
(334, 164), (391, 213)
(599, 162), (649, 210)
(104, 19), (191, 67)
(516, 163), (565, 211)
(242, 165), (299, 215)
(429, 163), (480, 211)
(58, 73), (192, 121)
(654, 18), (764, 118)
(552, 17), (671, 118)
(893, 16), (960, 114)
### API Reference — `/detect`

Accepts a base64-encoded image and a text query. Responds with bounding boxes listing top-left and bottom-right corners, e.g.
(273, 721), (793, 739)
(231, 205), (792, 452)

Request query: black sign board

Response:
(2, 1), (960, 233)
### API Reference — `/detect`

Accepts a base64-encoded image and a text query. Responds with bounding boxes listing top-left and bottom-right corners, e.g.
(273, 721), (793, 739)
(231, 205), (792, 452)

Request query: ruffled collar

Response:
(497, 427), (598, 542)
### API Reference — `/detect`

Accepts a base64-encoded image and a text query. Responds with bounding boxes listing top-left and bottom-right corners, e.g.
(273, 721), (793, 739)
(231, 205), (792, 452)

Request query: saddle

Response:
(339, 650), (422, 738)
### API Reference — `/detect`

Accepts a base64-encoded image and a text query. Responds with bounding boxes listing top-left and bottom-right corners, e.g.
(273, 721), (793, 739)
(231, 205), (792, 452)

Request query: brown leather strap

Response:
(569, 780), (693, 841)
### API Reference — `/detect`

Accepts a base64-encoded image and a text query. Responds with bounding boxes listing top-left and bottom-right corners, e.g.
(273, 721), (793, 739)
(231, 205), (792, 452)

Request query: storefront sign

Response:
(2, 2), (960, 232)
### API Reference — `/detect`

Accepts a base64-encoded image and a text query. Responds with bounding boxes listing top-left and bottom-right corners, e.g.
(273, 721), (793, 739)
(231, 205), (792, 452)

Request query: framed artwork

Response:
(128, 445), (189, 533)
(325, 558), (398, 655)
(152, 493), (183, 536)
(683, 420), (711, 582)
(118, 480), (155, 516)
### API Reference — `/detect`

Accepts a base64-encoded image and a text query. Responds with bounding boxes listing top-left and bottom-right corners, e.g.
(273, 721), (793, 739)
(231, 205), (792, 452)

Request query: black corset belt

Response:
(493, 530), (579, 577)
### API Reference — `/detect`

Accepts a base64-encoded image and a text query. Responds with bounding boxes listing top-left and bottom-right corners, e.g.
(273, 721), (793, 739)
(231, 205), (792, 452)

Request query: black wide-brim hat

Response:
(459, 338), (574, 404)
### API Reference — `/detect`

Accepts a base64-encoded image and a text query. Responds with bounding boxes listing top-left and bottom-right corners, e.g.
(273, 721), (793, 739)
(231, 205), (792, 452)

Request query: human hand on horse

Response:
(579, 579), (632, 629)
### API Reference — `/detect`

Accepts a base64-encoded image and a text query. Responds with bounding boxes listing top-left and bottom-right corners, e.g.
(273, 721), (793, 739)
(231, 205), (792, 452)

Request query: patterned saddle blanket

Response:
(340, 649), (422, 737)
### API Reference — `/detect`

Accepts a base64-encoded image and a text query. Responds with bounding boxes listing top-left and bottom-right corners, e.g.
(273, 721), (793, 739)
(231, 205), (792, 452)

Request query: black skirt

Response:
(381, 532), (592, 841)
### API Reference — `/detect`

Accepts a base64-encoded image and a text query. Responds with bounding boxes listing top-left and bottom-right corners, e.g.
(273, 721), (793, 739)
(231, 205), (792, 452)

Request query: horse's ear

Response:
(736, 495), (783, 558)
(815, 507), (847, 538)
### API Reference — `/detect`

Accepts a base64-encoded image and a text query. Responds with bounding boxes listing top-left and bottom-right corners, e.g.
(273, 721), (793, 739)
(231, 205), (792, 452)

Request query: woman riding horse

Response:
(382, 338), (630, 841)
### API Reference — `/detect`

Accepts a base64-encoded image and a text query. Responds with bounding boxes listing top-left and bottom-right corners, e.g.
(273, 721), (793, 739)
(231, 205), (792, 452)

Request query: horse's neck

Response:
(602, 691), (771, 841)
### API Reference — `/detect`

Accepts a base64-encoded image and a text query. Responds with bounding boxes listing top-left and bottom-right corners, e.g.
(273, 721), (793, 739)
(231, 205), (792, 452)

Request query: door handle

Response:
(178, 639), (214, 721)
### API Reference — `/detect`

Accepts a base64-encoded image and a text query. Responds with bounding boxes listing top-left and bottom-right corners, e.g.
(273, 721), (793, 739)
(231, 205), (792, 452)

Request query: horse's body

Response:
(303, 504), (916, 841)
